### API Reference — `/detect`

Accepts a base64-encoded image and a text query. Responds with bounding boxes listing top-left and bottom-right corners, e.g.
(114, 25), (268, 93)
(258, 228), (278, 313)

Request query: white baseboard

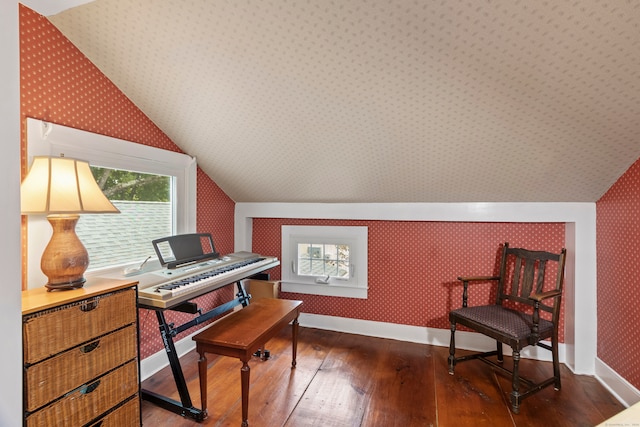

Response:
(298, 312), (450, 346)
(140, 329), (199, 381)
(594, 357), (640, 408)
(297, 313), (564, 362)
(140, 305), (244, 381)
(140, 312), (571, 382)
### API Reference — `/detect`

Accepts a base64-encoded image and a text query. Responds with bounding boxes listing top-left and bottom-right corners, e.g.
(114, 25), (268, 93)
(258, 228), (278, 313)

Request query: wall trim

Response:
(141, 313), (566, 381)
(297, 313), (564, 362)
(595, 358), (640, 408)
(20, 0), (94, 16)
(3, 2), (23, 425)
(140, 328), (203, 381)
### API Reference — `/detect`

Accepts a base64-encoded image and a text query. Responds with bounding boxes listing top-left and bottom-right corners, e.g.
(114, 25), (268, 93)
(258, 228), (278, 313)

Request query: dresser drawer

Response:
(25, 360), (138, 427)
(86, 397), (140, 427)
(23, 288), (136, 364)
(25, 325), (137, 412)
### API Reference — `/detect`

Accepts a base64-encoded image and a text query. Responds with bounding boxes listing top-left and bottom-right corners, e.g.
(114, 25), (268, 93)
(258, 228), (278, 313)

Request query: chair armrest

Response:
(529, 289), (562, 302)
(529, 289), (562, 343)
(457, 275), (500, 282)
(456, 276), (501, 307)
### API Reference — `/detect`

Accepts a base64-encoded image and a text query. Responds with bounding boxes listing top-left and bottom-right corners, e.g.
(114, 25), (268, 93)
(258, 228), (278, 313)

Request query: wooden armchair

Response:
(448, 242), (566, 413)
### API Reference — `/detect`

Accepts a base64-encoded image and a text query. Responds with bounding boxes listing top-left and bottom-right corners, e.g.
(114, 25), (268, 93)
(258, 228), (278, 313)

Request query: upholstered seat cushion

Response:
(450, 305), (553, 341)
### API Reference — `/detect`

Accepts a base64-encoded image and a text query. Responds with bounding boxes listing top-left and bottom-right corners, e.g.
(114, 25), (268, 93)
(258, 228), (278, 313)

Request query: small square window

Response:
(297, 243), (349, 278)
(281, 225), (367, 298)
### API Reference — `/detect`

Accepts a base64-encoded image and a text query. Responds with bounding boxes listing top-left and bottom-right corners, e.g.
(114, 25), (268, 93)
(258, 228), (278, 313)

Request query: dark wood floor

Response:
(141, 326), (624, 427)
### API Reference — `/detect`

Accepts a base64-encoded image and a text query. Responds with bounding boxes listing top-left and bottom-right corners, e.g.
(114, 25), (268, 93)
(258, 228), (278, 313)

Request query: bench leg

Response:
(241, 359), (250, 427)
(197, 349), (208, 419)
(292, 317), (299, 368)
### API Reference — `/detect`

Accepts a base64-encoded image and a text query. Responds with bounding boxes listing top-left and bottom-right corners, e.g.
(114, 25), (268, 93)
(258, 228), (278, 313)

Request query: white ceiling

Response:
(46, 0), (640, 203)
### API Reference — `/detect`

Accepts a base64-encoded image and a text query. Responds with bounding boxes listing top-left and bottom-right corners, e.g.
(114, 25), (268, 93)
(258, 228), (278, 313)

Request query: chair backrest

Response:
(496, 243), (566, 321)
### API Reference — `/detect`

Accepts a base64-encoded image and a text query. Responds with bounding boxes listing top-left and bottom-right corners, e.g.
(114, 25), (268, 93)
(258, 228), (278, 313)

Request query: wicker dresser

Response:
(22, 278), (141, 427)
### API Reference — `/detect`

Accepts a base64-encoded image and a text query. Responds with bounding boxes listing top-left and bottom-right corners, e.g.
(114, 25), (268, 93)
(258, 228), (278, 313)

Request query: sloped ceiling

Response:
(46, 0), (640, 203)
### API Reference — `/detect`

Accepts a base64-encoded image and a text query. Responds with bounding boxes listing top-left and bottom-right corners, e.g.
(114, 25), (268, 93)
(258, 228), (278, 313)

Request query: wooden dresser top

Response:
(22, 277), (138, 315)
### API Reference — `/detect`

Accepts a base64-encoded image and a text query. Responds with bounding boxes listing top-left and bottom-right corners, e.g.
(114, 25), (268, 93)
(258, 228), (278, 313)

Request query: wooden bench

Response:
(192, 298), (303, 427)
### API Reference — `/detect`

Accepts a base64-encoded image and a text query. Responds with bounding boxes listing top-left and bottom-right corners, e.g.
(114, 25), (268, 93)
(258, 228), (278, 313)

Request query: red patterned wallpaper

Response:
(597, 158), (640, 389)
(253, 219), (566, 341)
(19, 5), (236, 359)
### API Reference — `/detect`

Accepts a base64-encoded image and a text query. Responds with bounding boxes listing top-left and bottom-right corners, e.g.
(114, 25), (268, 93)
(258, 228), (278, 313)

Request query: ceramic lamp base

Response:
(41, 214), (89, 291)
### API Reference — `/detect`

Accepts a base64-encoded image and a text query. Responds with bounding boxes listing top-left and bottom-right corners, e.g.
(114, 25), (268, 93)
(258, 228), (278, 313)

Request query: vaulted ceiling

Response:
(41, 0), (640, 203)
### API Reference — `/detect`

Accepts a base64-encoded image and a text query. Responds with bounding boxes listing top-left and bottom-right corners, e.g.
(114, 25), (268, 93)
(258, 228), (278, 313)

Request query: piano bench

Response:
(192, 298), (303, 427)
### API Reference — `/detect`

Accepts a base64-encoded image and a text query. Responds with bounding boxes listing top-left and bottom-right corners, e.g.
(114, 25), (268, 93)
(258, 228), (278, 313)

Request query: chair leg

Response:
(552, 337), (561, 390)
(497, 340), (503, 364)
(448, 322), (456, 374)
(510, 350), (521, 414)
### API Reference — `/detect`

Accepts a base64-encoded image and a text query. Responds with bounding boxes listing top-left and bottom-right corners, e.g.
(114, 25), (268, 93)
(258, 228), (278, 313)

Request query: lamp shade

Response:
(21, 156), (120, 214)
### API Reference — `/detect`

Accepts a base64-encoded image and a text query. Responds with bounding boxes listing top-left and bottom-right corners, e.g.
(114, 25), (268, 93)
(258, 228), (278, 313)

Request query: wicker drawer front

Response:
(23, 288), (136, 364)
(25, 325), (137, 412)
(87, 397), (140, 427)
(25, 360), (138, 427)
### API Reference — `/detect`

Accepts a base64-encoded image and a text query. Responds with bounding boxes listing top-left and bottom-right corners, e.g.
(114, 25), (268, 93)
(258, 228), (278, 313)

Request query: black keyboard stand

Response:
(140, 281), (252, 421)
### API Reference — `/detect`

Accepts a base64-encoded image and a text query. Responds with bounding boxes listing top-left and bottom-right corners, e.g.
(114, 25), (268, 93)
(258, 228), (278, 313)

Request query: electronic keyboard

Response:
(136, 252), (279, 309)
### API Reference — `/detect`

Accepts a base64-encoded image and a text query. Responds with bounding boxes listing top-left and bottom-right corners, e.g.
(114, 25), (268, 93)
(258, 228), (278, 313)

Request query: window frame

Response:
(281, 225), (368, 298)
(25, 118), (196, 286)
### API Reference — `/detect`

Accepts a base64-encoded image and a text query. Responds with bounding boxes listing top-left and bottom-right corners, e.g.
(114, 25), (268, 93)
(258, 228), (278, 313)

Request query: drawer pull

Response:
(80, 380), (101, 395)
(80, 340), (100, 353)
(80, 298), (99, 312)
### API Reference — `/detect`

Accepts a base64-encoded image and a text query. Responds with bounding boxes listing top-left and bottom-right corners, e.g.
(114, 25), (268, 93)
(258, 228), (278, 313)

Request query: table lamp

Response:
(21, 155), (120, 291)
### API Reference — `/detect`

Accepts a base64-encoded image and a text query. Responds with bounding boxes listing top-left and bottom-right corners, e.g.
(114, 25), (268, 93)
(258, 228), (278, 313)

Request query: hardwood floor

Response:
(140, 327), (624, 427)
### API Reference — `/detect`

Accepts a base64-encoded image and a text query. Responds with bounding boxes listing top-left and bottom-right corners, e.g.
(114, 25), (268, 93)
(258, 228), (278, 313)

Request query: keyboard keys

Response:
(155, 258), (264, 294)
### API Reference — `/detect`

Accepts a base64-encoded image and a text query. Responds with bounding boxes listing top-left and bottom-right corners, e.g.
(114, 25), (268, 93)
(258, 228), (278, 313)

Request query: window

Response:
(25, 118), (196, 285)
(76, 167), (173, 270)
(296, 243), (350, 278)
(281, 225), (368, 298)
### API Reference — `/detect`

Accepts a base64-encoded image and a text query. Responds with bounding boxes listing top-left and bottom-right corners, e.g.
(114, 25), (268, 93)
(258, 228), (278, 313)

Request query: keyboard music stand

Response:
(152, 233), (220, 269)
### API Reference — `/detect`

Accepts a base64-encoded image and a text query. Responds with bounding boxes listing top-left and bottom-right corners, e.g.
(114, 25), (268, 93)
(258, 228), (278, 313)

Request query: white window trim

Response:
(281, 225), (368, 298)
(25, 118), (196, 287)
